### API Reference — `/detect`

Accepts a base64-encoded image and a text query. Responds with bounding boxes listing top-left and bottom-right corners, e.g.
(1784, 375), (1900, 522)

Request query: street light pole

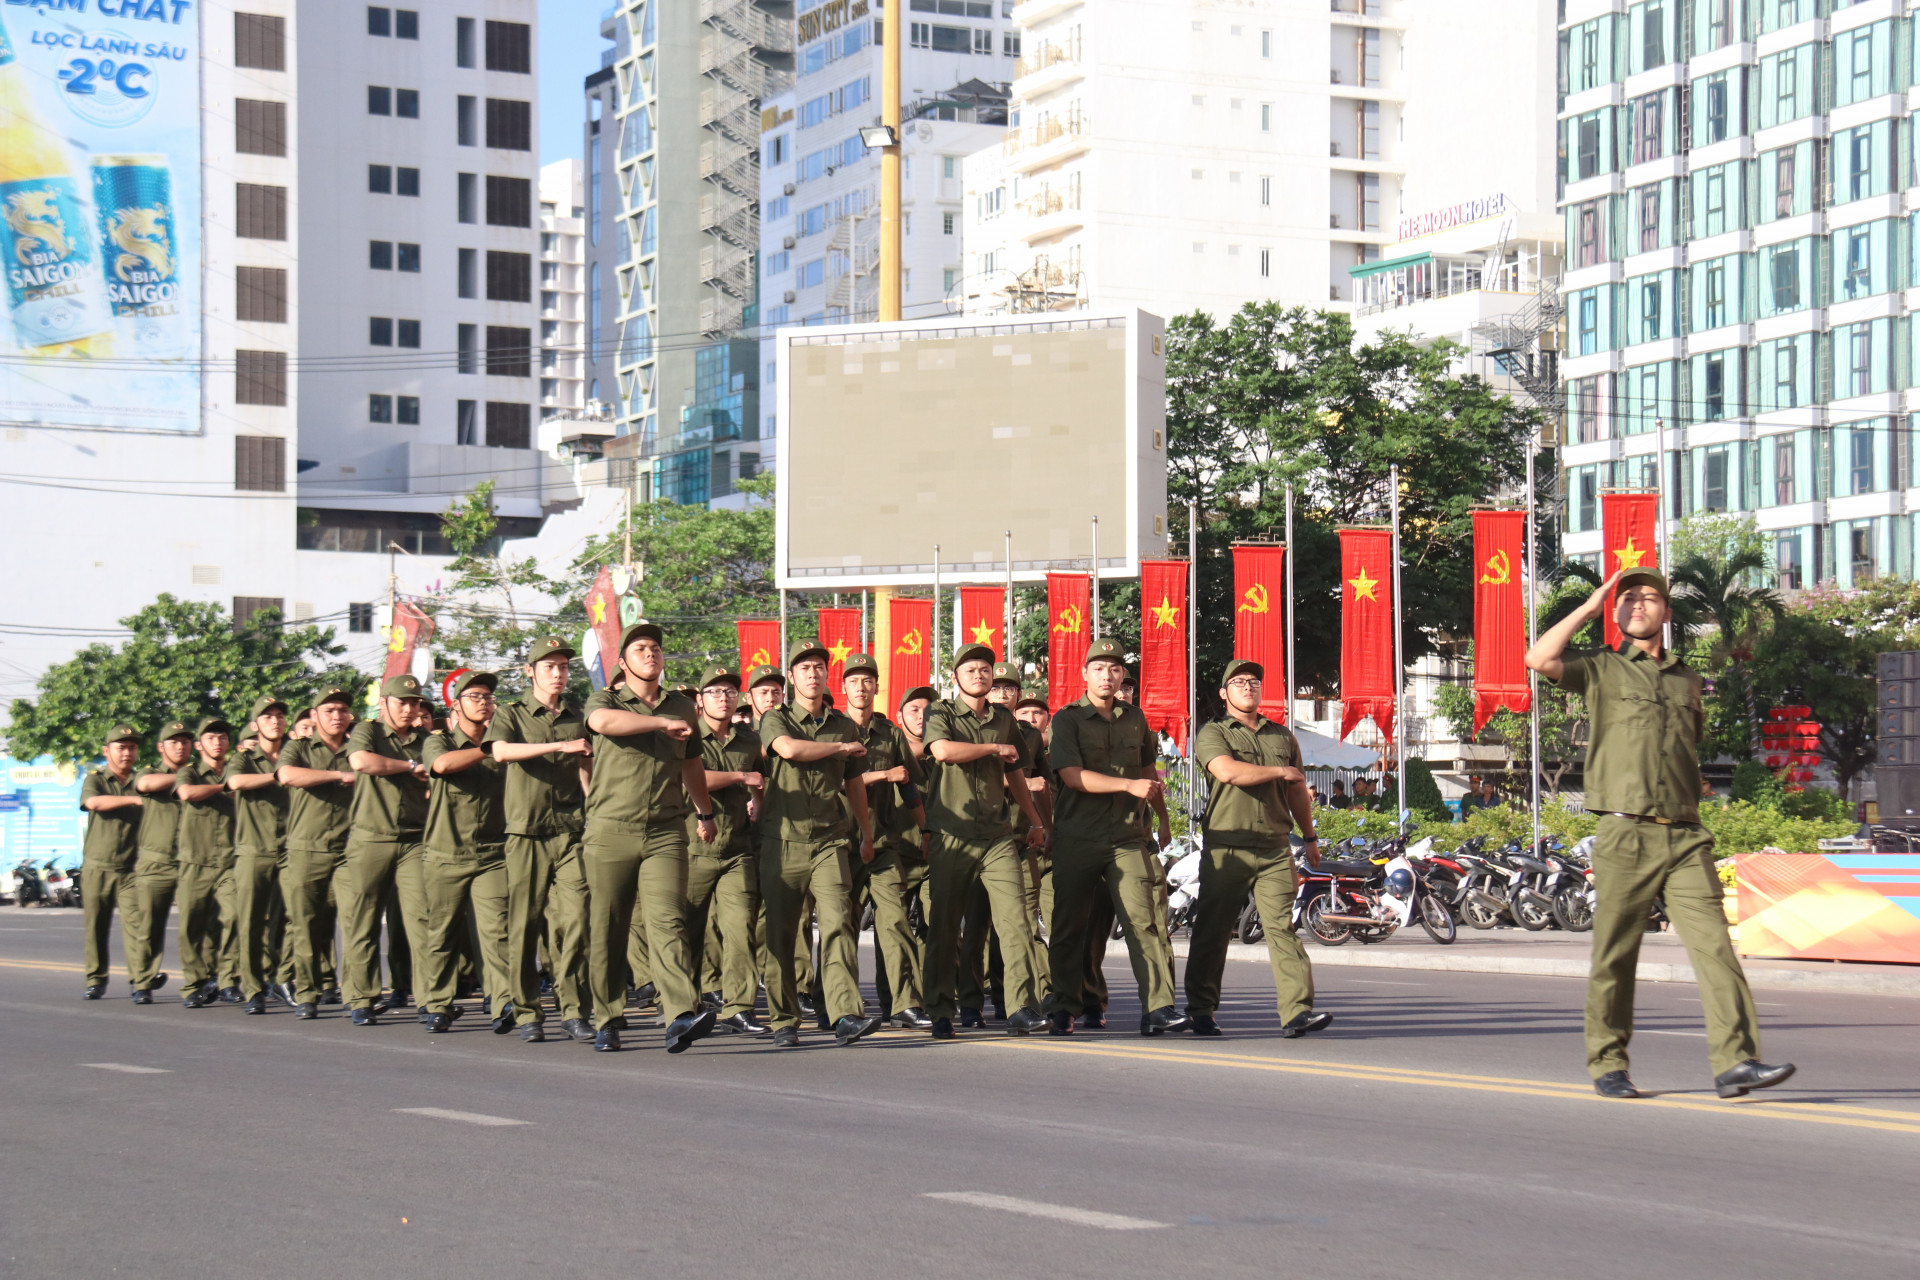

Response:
(879, 0), (902, 322)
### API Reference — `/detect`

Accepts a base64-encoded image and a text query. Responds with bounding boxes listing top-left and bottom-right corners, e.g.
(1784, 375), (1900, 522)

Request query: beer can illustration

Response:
(93, 154), (185, 358)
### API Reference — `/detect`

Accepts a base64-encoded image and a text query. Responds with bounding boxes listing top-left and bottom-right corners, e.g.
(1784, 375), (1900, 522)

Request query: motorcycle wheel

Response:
(1460, 894), (1504, 930)
(1237, 901), (1264, 945)
(1513, 894), (1554, 931)
(1418, 895), (1457, 945)
(1304, 894), (1350, 947)
(1552, 886), (1594, 933)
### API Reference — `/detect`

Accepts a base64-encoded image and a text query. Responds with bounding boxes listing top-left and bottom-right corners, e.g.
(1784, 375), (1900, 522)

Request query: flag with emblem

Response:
(888, 596), (933, 696)
(1338, 528), (1395, 742)
(817, 607), (861, 687)
(1231, 545), (1288, 723)
(1600, 492), (1659, 650)
(1046, 572), (1091, 712)
(1139, 558), (1189, 748)
(584, 567), (623, 688)
(736, 618), (780, 682)
(957, 586), (1005, 660)
(383, 600), (436, 681)
(1471, 510), (1531, 733)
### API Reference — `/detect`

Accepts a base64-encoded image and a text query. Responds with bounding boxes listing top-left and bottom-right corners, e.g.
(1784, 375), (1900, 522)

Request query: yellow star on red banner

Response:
(969, 620), (997, 645)
(1149, 594), (1180, 629)
(827, 638), (852, 665)
(1613, 536), (1647, 570)
(1348, 566), (1380, 602)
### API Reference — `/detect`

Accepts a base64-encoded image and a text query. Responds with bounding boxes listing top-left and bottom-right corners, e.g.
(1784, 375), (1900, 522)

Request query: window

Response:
(234, 435), (285, 491)
(236, 267), (287, 323)
(1702, 448), (1729, 512)
(1773, 148), (1797, 219)
(1694, 73), (1732, 147)
(235, 350), (287, 406)
(1261, 29), (1271, 57)
(458, 248), (477, 298)
(458, 172), (478, 223)
(235, 12), (285, 71)
(368, 164), (392, 194)
(456, 96), (477, 145)
(368, 6), (390, 36)
(396, 89), (419, 119)
(486, 99), (533, 150)
(797, 258), (825, 289)
(397, 167), (419, 197)
(1576, 116), (1601, 180)
(1766, 242), (1803, 313)
(1572, 200), (1605, 268)
(974, 28), (993, 54)
(1702, 352), (1727, 420)
(1569, 378), (1602, 443)
(457, 324), (478, 374)
(370, 317), (394, 346)
(456, 17), (476, 68)
(486, 175), (532, 226)
(1630, 91), (1664, 164)
(398, 395), (420, 424)
(485, 21), (532, 74)
(397, 243), (420, 273)
(369, 393), (394, 423)
(395, 9), (417, 39)
(1851, 427), (1877, 493)
(236, 183), (287, 239)
(232, 597), (285, 629)
(1003, 31), (1020, 56)
(1260, 103), (1272, 132)
(369, 240), (394, 270)
(485, 401), (531, 448)
(1775, 438), (1796, 504)
(1637, 184), (1662, 251)
(487, 251), (533, 302)
(235, 99), (287, 156)
(348, 603), (375, 633)
(456, 399), (478, 443)
(368, 86), (392, 116)
(1260, 175), (1271, 207)
(1259, 247), (1270, 278)
(398, 320), (420, 348)
(487, 327), (532, 377)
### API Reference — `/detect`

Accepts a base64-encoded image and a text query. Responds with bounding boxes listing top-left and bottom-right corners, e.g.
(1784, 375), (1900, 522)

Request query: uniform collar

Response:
(1071, 695), (1129, 721)
(1617, 641), (1682, 670)
(520, 689), (573, 717)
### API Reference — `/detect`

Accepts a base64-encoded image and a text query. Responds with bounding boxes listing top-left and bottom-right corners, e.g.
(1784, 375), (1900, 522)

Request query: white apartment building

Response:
(540, 159), (588, 421)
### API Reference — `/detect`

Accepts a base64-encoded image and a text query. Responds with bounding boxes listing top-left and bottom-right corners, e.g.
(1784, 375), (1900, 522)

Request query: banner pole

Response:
(1390, 465), (1407, 821)
(1284, 483), (1296, 730)
(1188, 499), (1199, 823)
(1090, 516), (1100, 643)
(1655, 416), (1671, 649)
(778, 588), (788, 672)
(932, 544), (942, 683)
(1526, 437), (1542, 852)
(1005, 529), (1014, 667)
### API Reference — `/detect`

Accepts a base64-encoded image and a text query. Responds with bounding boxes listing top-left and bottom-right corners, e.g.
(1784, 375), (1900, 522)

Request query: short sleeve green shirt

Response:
(690, 722), (761, 858)
(1553, 645), (1705, 823)
(222, 746), (289, 855)
(174, 757), (236, 868)
(80, 769), (141, 869)
(1195, 716), (1301, 848)
(1049, 696), (1157, 846)
(853, 713), (920, 846)
(346, 718), (429, 843)
(922, 698), (1022, 843)
(281, 735), (355, 854)
(422, 727), (506, 859)
(759, 701), (859, 843)
(135, 766), (182, 859)
(483, 691), (587, 836)
(583, 685), (699, 832)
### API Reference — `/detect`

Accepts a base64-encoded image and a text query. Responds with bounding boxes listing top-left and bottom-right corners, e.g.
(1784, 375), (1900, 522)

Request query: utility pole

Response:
(1284, 483), (1295, 730)
(1004, 529), (1014, 666)
(1089, 515), (1100, 642)
(879, 0), (902, 322)
(1390, 465), (1407, 822)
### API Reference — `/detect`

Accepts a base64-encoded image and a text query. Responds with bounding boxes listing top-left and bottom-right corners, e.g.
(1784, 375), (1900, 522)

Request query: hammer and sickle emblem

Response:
(1478, 551), (1512, 586)
(1237, 584), (1269, 614)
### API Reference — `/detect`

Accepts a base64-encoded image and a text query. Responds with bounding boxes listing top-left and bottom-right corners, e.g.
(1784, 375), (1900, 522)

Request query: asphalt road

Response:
(5, 906), (1919, 1280)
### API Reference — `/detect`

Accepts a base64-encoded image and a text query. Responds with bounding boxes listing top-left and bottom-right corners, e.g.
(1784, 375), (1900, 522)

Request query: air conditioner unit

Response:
(783, 235), (796, 249)
(783, 182), (796, 195)
(783, 290), (796, 303)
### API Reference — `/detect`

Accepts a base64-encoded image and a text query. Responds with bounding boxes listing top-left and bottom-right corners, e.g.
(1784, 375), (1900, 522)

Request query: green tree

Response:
(1668, 512), (1767, 573)
(1404, 757), (1449, 821)
(427, 481), (584, 683)
(1668, 545), (1784, 759)
(6, 596), (354, 765)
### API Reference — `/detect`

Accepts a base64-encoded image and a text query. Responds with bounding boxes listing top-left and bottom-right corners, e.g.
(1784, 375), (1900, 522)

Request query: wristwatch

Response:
(695, 811), (715, 822)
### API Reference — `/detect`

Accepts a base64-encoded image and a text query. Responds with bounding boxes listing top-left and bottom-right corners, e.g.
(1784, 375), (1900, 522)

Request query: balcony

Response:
(1003, 112), (1091, 173)
(1013, 42), (1083, 96)
(1016, 186), (1084, 242)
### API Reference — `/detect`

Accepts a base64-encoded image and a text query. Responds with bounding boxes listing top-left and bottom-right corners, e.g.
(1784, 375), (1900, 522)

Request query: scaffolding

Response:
(696, 0), (792, 338)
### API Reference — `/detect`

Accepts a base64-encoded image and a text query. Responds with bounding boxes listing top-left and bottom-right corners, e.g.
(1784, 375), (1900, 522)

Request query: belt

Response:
(1599, 811), (1676, 826)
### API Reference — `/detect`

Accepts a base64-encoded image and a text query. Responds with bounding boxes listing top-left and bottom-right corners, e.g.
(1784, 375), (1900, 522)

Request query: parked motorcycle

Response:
(42, 862), (79, 908)
(13, 858), (47, 908)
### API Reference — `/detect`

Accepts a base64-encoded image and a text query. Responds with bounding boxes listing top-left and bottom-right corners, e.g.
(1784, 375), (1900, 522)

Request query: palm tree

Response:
(1669, 548), (1786, 755)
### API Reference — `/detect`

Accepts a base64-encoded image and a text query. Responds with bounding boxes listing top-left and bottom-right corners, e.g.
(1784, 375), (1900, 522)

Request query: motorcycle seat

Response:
(1508, 856), (1552, 874)
(1317, 859), (1378, 877)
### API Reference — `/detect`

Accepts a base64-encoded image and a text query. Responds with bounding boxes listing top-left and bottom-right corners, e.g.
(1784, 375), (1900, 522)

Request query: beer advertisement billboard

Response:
(0, 2), (199, 432)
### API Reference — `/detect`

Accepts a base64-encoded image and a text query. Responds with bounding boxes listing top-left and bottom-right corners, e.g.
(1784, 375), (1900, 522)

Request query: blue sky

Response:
(539, 0), (612, 167)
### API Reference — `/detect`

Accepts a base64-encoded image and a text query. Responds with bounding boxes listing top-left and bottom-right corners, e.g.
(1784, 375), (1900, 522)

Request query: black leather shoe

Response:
(930, 1017), (955, 1040)
(219, 985), (244, 1004)
(1279, 1010), (1333, 1039)
(416, 1008), (433, 1025)
(351, 1007), (377, 1026)
(665, 1008), (719, 1054)
(1714, 1059), (1796, 1098)
(891, 1007), (933, 1030)
(771, 1026), (800, 1048)
(1079, 1010), (1105, 1031)
(990, 1000), (1008, 1023)
(151, 973), (169, 991)
(700, 990), (723, 1011)
(1189, 1013), (1222, 1037)
(388, 989), (412, 1008)
(797, 992), (817, 1017)
(131, 989), (153, 1005)
(959, 1006), (985, 1029)
(244, 993), (267, 1015)
(369, 998), (392, 1016)
(84, 984), (105, 1000)
(834, 1014), (884, 1046)
(271, 983), (297, 1007)
(563, 1018), (596, 1043)
(444, 1005), (465, 1022)
(715, 1012), (772, 1036)
(181, 985), (214, 1009)
(319, 988), (341, 1005)
(491, 1007), (517, 1035)
(816, 1007), (833, 1031)
(1140, 1006), (1191, 1036)
(594, 1026), (621, 1052)
(629, 982), (658, 1007)
(1593, 1070), (1640, 1099)
(1048, 1010), (1074, 1036)
(294, 1002), (317, 1019)
(1006, 1007), (1047, 1035)
(424, 1011), (452, 1033)
(519, 1022), (545, 1043)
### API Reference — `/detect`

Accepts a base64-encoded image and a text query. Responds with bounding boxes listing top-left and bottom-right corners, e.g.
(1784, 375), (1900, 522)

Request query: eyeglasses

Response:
(702, 688), (740, 700)
(459, 691), (496, 703)
(1225, 677), (1262, 691)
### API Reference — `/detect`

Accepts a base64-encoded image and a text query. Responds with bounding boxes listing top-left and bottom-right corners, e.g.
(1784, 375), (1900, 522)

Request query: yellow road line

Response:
(1, 958), (86, 974)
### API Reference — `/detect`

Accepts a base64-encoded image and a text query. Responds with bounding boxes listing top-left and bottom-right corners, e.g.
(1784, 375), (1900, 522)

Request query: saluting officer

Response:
(420, 670), (511, 1034)
(224, 696), (292, 1014)
(277, 687), (357, 1017)
(342, 675), (433, 1026)
(1184, 659), (1332, 1039)
(1528, 568), (1796, 1100)
(78, 725), (145, 1000)
(173, 718), (238, 1008)
(687, 665), (771, 1036)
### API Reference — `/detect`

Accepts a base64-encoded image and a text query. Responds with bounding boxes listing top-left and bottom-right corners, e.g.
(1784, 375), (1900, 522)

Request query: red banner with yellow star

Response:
(957, 586), (1005, 661)
(383, 599), (436, 683)
(817, 607), (861, 688)
(1601, 492), (1659, 650)
(1231, 545), (1288, 724)
(1471, 510), (1531, 734)
(584, 567), (623, 689)
(1140, 558), (1189, 748)
(736, 619), (779, 682)
(1338, 529), (1395, 742)
(888, 596), (933, 697)
(1046, 573), (1091, 712)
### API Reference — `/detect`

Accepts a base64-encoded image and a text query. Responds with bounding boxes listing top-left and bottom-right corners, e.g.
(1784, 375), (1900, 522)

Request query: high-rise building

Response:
(583, 60), (620, 424)
(539, 159), (588, 421)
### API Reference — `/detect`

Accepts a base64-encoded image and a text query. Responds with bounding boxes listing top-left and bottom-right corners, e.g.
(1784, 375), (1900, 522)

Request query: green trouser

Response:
(582, 821), (698, 1030)
(340, 836), (428, 1010)
(267, 862), (292, 987)
(872, 853), (930, 1014)
(215, 865), (242, 989)
(759, 835), (862, 1030)
(855, 845), (924, 1016)
(1047, 836), (1175, 1018)
(422, 848), (510, 1016)
(1586, 815), (1759, 1079)
(686, 849), (759, 1019)
(1082, 890), (1114, 1013)
(956, 878), (993, 1012)
(79, 861), (133, 987)
(627, 902), (652, 992)
(504, 831), (588, 1025)
(175, 862), (225, 990)
(379, 877), (416, 995)
(232, 847), (284, 999)
(127, 854), (178, 990)
(699, 906), (724, 994)
(1183, 846), (1313, 1023)
(1021, 851), (1051, 1000)
(925, 833), (1042, 1021)
(283, 845), (347, 1003)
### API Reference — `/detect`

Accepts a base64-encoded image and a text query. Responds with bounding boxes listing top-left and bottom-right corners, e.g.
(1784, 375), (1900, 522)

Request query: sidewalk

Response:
(1171, 925), (1920, 998)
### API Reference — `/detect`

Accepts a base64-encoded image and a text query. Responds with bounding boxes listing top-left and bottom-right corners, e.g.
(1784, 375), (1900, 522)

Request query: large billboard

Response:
(776, 311), (1168, 589)
(0, 1), (199, 433)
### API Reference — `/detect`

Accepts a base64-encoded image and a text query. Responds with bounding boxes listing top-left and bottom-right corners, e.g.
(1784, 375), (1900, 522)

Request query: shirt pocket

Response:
(1612, 690), (1662, 732)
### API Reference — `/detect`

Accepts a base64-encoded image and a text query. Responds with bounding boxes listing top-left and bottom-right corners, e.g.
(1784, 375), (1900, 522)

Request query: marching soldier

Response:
(1183, 660), (1331, 1039)
(747, 661), (819, 1018)
(1528, 568), (1796, 1099)
(486, 635), (594, 1044)
(127, 720), (193, 1003)
(687, 665), (771, 1036)
(277, 688), (357, 1017)
(986, 664), (1052, 1010)
(420, 670), (511, 1033)
(78, 725), (145, 999)
(342, 675), (433, 1026)
(224, 696), (292, 1014)
(1046, 639), (1188, 1037)
(173, 718), (237, 1008)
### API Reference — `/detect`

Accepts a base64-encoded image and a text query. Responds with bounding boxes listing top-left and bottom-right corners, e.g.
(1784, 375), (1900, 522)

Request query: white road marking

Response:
(1640, 1029), (1708, 1038)
(392, 1107), (529, 1127)
(923, 1192), (1167, 1230)
(81, 1062), (169, 1074)
(1342, 978), (1424, 986)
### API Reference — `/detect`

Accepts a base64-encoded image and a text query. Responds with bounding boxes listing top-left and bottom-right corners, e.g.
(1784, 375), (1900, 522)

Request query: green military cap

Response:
(788, 638), (829, 668)
(700, 665), (742, 690)
(156, 719), (192, 741)
(195, 716), (234, 737)
(843, 652), (880, 680)
(380, 674), (424, 699)
(898, 684), (937, 709)
(990, 661), (1022, 688)
(239, 720), (257, 739)
(104, 724), (141, 746)
(952, 641), (995, 669)
(748, 663), (786, 689)
(1615, 566), (1669, 600)
(312, 685), (353, 708)
(618, 621), (664, 653)
(1085, 638), (1129, 669)
(527, 633), (576, 664)
(1014, 695), (1048, 712)
(247, 694), (289, 721)
(673, 684), (698, 700)
(1221, 658), (1264, 685)
(449, 669), (499, 699)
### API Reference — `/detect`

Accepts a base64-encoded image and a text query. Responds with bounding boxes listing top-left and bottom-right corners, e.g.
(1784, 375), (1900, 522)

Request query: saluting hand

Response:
(1579, 569), (1626, 621)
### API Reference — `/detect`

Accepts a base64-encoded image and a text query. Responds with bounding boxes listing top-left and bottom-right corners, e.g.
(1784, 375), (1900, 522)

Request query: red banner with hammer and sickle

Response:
(1046, 572), (1090, 712)
(1471, 510), (1531, 733)
(888, 596), (933, 698)
(1231, 544), (1288, 723)
(1338, 529), (1395, 742)
(1601, 492), (1659, 650)
(736, 619), (780, 683)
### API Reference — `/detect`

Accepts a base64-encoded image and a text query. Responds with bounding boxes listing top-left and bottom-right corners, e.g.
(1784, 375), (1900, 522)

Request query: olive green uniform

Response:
(1185, 715), (1315, 1022)
(1553, 646), (1760, 1078)
(922, 698), (1043, 1021)
(850, 712), (925, 1017)
(687, 721), (763, 1019)
(342, 718), (430, 1011)
(581, 684), (702, 1029)
(758, 701), (866, 1030)
(78, 768), (141, 987)
(420, 726), (510, 1015)
(224, 746), (291, 1000)
(174, 757), (236, 991)
(127, 764), (184, 991)
(280, 734), (353, 1003)
(1046, 697), (1176, 1017)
